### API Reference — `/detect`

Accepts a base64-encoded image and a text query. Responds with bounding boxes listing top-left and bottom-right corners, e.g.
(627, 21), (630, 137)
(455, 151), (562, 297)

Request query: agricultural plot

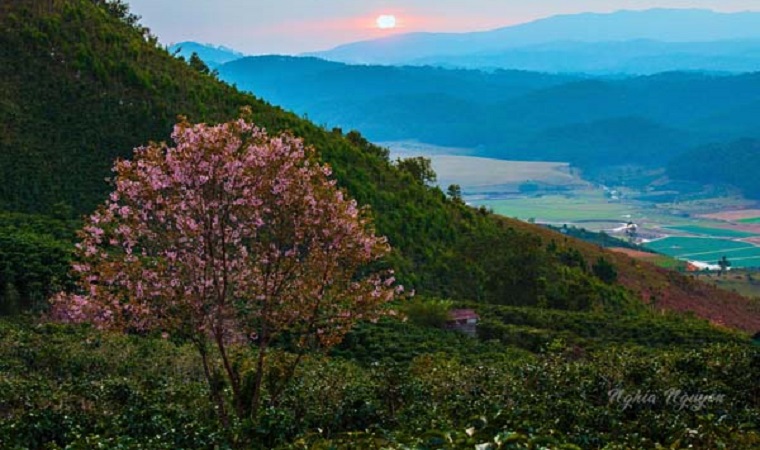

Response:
(384, 141), (760, 268)
(430, 156), (580, 190)
(699, 209), (760, 221)
(383, 141), (586, 191)
(644, 237), (760, 268)
(477, 194), (636, 223)
(666, 225), (758, 238)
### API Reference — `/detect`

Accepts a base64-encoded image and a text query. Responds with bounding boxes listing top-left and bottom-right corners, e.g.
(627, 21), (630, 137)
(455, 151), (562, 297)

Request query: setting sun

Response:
(376, 14), (397, 29)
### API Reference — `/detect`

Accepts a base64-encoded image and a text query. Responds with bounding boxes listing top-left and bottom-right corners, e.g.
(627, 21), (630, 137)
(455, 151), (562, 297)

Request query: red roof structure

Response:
(448, 309), (479, 322)
(446, 309), (479, 337)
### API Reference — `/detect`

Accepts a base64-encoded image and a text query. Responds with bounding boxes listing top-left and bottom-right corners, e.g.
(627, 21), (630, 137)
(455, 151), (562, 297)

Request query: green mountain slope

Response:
(1, 0), (759, 333)
(668, 139), (760, 199)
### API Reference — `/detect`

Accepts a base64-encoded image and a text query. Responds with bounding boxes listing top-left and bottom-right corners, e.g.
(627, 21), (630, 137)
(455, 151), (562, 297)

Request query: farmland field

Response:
(478, 193), (636, 223)
(666, 225), (758, 238)
(384, 141), (587, 191)
(644, 237), (760, 268)
(431, 156), (580, 190)
(699, 209), (760, 221)
(384, 141), (760, 268)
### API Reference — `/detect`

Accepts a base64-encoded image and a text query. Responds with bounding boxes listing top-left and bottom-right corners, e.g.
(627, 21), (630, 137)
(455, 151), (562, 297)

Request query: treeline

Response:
(668, 138), (760, 199)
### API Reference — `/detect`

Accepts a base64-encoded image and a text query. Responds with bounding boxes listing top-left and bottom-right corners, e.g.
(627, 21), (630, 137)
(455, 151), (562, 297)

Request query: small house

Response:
(445, 309), (479, 337)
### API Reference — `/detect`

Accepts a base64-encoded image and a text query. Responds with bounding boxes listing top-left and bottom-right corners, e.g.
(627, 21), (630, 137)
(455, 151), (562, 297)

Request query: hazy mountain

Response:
(169, 41), (245, 67)
(307, 9), (760, 72)
(410, 39), (760, 74)
(217, 57), (760, 168)
(218, 56), (578, 113)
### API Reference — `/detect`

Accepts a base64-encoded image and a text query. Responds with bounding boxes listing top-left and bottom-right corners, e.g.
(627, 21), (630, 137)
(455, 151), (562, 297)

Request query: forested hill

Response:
(216, 56), (760, 169)
(1, 0), (759, 332)
(668, 139), (760, 200)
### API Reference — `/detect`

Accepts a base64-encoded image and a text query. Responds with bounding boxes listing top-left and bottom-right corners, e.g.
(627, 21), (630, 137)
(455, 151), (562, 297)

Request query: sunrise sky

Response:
(126, 0), (760, 55)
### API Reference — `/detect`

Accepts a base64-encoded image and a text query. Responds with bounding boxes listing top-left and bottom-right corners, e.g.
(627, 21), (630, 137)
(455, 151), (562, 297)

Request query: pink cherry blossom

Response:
(50, 116), (400, 420)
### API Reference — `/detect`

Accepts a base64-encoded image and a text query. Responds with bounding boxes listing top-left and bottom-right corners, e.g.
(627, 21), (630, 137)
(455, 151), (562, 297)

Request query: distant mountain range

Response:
(407, 39), (760, 74)
(216, 56), (760, 171)
(169, 41), (245, 67)
(306, 9), (760, 74)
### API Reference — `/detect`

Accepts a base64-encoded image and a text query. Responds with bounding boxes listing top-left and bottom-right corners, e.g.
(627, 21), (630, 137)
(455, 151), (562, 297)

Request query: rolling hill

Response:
(216, 56), (760, 168)
(668, 138), (760, 200)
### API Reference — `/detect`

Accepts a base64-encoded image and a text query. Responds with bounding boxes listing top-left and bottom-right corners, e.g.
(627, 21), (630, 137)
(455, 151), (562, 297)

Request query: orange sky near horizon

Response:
(126, 0), (760, 55)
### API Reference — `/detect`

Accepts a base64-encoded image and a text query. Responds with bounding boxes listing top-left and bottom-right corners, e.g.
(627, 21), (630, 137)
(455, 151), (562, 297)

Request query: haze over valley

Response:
(175, 8), (760, 273)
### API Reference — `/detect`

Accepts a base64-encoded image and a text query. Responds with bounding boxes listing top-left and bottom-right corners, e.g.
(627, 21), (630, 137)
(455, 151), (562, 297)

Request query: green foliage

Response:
(395, 156), (437, 185)
(0, 213), (76, 314)
(668, 139), (760, 199)
(3, 317), (757, 449)
(0, 319), (228, 449)
(476, 303), (746, 351)
(446, 184), (463, 202)
(592, 256), (618, 284)
(402, 298), (453, 328)
(546, 225), (640, 250)
(188, 51), (212, 75)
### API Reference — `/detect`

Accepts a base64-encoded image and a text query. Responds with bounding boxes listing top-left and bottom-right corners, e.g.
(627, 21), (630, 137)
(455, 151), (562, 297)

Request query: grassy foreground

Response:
(1, 306), (758, 449)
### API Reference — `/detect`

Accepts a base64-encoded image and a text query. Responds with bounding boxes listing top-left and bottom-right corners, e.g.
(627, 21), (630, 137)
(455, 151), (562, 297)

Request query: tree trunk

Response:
(250, 340), (268, 420)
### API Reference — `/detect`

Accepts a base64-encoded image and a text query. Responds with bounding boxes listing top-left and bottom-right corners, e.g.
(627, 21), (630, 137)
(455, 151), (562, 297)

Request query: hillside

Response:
(168, 41), (245, 67)
(308, 9), (760, 68)
(216, 57), (760, 168)
(668, 139), (760, 199)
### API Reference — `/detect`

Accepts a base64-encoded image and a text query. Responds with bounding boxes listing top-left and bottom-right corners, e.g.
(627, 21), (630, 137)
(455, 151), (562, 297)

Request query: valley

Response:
(386, 140), (760, 271)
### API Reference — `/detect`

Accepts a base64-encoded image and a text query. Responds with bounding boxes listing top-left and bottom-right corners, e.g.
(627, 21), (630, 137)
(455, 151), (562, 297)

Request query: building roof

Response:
(448, 309), (479, 321)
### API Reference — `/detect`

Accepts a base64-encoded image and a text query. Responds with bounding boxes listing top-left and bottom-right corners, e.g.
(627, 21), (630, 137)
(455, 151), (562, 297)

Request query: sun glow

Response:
(376, 15), (397, 29)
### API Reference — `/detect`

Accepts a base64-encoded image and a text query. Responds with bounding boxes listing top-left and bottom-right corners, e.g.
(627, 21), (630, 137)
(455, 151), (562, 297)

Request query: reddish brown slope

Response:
(501, 217), (760, 333)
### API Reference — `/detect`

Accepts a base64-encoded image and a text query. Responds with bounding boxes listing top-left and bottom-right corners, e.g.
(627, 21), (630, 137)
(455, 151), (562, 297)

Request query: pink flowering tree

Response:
(51, 115), (400, 421)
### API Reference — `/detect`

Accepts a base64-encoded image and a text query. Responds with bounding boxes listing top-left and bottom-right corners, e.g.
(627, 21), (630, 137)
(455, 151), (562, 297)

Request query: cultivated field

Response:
(478, 192), (636, 223)
(644, 237), (760, 268)
(698, 209), (760, 221)
(666, 225), (758, 238)
(383, 141), (760, 268)
(383, 141), (587, 191)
